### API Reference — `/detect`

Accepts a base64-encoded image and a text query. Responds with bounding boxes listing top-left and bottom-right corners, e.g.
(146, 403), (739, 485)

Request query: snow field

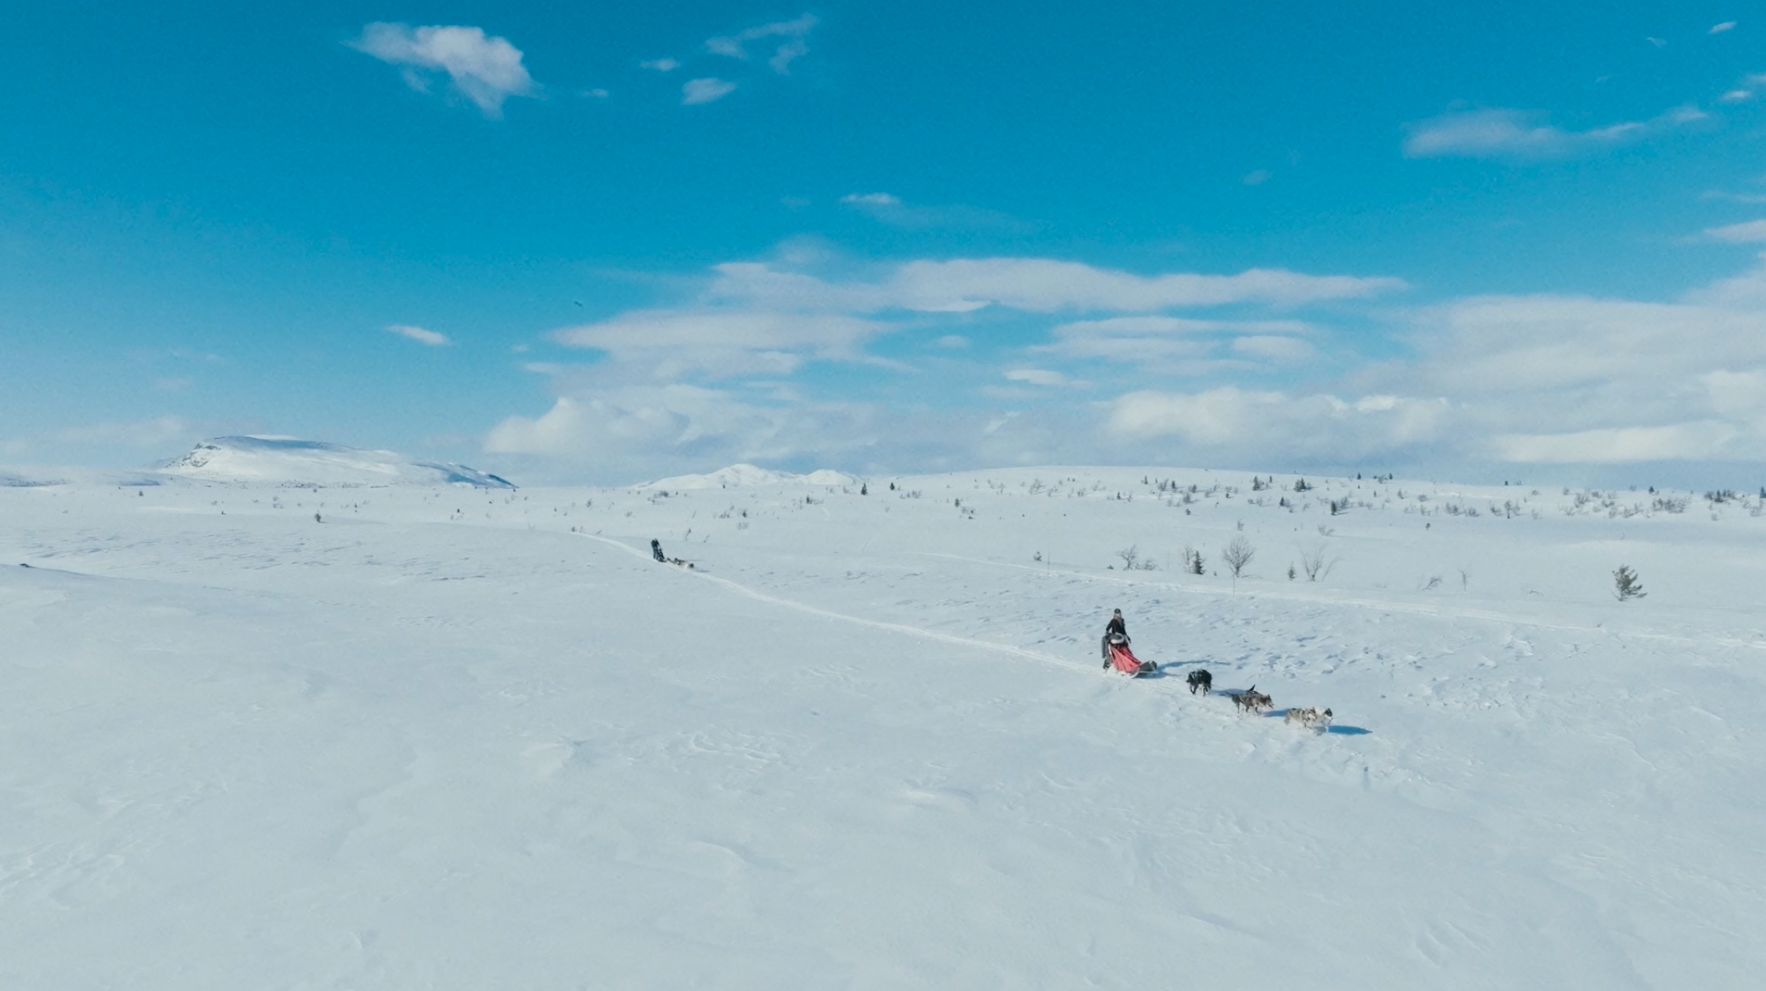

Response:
(2, 466), (1763, 988)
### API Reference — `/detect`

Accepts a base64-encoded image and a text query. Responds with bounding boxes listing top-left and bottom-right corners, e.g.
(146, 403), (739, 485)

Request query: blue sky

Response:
(4, 2), (1765, 485)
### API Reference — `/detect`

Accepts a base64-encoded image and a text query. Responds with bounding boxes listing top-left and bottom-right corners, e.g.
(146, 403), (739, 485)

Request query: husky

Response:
(1284, 706), (1333, 729)
(1233, 686), (1273, 714)
(1186, 669), (1213, 695)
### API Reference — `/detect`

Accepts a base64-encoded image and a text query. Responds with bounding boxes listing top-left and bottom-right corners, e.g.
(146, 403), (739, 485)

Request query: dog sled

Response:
(1106, 635), (1156, 676)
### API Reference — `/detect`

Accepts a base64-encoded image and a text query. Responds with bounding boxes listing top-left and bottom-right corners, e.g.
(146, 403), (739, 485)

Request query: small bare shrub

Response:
(1299, 545), (1335, 582)
(1221, 535), (1256, 579)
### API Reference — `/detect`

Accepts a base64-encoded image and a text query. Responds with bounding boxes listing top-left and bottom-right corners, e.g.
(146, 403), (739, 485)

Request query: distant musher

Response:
(651, 538), (667, 563)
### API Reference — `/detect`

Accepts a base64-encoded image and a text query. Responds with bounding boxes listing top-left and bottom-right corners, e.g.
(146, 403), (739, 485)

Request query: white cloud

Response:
(1050, 315), (1312, 336)
(1704, 369), (1766, 414)
(770, 39), (809, 75)
(1033, 316), (1318, 368)
(1711, 21), (1738, 34)
(640, 58), (680, 72)
(1107, 388), (1450, 455)
(1361, 278), (1766, 464)
(1705, 219), (1766, 243)
(1496, 424), (1736, 463)
(583, 88), (610, 99)
(708, 259), (1403, 314)
(682, 77), (737, 105)
(1407, 294), (1766, 397)
(483, 248), (1766, 477)
(706, 14), (818, 63)
(348, 23), (535, 117)
(841, 192), (902, 207)
(1230, 335), (1315, 361)
(1685, 251), (1766, 307)
(483, 386), (892, 482)
(386, 324), (451, 347)
(1242, 169), (1272, 186)
(1646, 36), (1667, 47)
(487, 395), (689, 458)
(1720, 89), (1753, 102)
(1403, 105), (1704, 160)
(551, 309), (885, 380)
(887, 258), (1402, 311)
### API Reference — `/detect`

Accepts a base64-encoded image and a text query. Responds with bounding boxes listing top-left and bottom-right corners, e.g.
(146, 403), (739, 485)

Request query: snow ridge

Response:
(156, 436), (515, 488)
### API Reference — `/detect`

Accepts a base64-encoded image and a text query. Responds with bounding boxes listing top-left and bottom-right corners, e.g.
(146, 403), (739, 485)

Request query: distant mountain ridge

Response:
(157, 436), (515, 488)
(639, 463), (861, 490)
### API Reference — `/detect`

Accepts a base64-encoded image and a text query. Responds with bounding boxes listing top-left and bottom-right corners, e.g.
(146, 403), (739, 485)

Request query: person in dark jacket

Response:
(1102, 608), (1128, 667)
(651, 538), (666, 562)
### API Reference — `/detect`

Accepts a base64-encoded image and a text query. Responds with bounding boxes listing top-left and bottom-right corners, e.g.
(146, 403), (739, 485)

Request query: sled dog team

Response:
(1111, 609), (1334, 731)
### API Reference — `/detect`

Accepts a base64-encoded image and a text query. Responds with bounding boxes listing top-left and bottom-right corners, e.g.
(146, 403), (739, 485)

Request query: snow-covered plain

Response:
(3, 456), (1764, 989)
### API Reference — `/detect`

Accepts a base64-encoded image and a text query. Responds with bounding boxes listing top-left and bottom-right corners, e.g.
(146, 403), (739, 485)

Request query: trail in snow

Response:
(574, 531), (1082, 674)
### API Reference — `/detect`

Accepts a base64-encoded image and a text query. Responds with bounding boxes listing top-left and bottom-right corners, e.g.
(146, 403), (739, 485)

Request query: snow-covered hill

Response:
(639, 462), (860, 490)
(156, 435), (515, 488)
(3, 464), (1763, 988)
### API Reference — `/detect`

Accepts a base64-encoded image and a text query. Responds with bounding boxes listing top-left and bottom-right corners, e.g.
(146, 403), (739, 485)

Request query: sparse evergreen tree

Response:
(1613, 565), (1646, 601)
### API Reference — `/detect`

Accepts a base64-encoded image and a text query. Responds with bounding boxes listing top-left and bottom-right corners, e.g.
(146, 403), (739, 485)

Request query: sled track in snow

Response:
(572, 532), (1103, 679)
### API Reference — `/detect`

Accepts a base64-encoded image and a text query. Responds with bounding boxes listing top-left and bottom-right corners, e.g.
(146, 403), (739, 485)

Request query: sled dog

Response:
(1186, 670), (1213, 695)
(1233, 686), (1273, 714)
(1284, 706), (1333, 729)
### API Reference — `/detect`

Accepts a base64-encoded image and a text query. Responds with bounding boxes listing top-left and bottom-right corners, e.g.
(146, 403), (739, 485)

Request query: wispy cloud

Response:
(347, 23), (536, 118)
(706, 14), (818, 71)
(1107, 388), (1449, 453)
(386, 324), (452, 347)
(640, 58), (680, 72)
(551, 310), (884, 380)
(1231, 335), (1315, 362)
(708, 258), (1404, 313)
(1496, 423), (1735, 463)
(1035, 316), (1316, 368)
(838, 192), (1027, 231)
(682, 77), (737, 105)
(1403, 105), (1706, 160)
(1004, 369), (1074, 387)
(1706, 219), (1766, 243)
(1711, 21), (1738, 34)
(769, 39), (809, 75)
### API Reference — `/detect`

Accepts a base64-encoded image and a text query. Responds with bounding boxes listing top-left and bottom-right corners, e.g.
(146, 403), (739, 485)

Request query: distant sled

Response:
(1107, 641), (1156, 677)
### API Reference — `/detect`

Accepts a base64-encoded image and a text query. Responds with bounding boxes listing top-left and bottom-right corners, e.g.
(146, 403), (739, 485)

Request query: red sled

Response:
(1109, 642), (1156, 676)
